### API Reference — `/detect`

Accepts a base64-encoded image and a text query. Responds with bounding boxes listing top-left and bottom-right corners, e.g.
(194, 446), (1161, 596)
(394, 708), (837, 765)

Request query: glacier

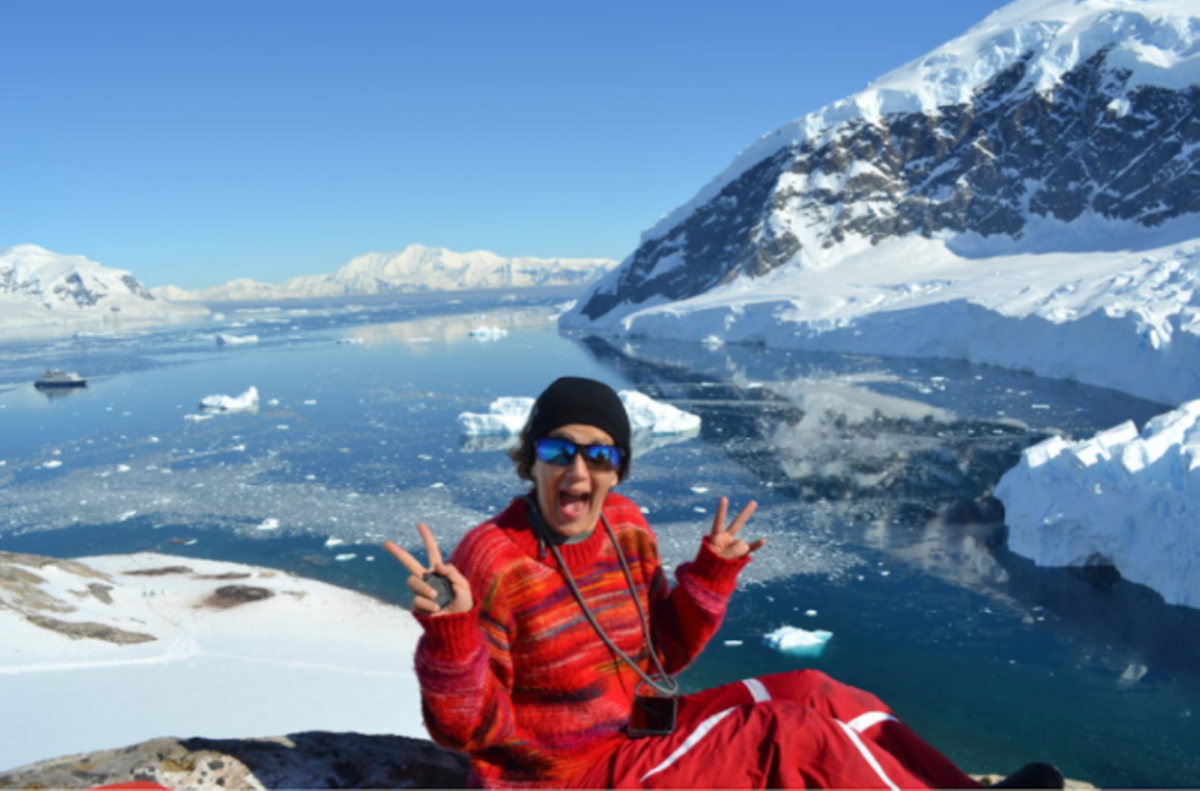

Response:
(995, 399), (1200, 608)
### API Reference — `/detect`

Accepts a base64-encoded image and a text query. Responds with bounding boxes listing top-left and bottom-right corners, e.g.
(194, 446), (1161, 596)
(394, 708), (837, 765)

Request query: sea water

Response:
(1, 292), (1196, 787)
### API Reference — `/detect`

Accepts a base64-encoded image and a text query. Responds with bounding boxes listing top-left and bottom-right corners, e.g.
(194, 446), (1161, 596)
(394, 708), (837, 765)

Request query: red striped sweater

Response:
(414, 492), (749, 788)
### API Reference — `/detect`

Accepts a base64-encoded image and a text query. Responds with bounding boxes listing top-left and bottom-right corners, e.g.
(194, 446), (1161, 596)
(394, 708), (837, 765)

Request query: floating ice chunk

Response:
(690, 486), (710, 494)
(468, 326), (508, 341)
(42, 460), (63, 469)
(184, 413), (213, 422)
(256, 518), (281, 531)
(620, 390), (701, 435)
(763, 626), (833, 657)
(118, 510), (137, 522)
(324, 537), (345, 548)
(117, 464), (131, 473)
(216, 334), (259, 347)
(457, 390), (701, 437)
(335, 553), (357, 562)
(805, 609), (818, 617)
(199, 386), (260, 413)
(724, 640), (744, 646)
(303, 400), (317, 406)
(458, 397), (536, 436)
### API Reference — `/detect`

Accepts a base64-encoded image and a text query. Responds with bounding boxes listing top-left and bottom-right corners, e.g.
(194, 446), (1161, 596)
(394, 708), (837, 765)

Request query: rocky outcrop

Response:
(0, 732), (470, 790)
(0, 734), (1097, 789)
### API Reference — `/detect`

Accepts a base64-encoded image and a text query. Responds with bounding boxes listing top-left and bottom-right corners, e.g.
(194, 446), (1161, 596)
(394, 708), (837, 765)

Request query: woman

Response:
(385, 376), (1057, 789)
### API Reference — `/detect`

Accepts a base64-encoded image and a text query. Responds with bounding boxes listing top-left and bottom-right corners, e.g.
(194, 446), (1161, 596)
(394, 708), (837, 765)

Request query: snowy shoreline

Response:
(0, 552), (426, 772)
(565, 237), (1200, 409)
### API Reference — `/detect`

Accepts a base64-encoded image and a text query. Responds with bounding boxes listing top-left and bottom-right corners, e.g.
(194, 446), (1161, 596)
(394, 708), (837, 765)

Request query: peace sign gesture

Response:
(383, 523), (474, 616)
(707, 497), (764, 560)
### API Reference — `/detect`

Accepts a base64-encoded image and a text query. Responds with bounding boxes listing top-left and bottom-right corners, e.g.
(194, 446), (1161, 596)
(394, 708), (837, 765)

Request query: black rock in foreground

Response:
(0, 731), (470, 790)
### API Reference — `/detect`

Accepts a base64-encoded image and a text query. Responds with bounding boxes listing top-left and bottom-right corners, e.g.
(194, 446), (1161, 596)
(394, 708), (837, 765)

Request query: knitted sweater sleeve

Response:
(412, 536), (517, 753)
(632, 507), (750, 675)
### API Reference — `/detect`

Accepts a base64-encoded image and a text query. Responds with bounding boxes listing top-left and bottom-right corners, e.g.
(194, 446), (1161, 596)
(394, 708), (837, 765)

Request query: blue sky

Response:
(4, 0), (1012, 289)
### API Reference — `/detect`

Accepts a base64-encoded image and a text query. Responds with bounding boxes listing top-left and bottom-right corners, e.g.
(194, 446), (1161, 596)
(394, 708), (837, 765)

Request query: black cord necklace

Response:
(522, 495), (679, 698)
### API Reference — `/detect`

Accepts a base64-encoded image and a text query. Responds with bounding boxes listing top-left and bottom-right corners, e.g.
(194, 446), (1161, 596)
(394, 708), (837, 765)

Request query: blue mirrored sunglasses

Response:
(535, 437), (623, 472)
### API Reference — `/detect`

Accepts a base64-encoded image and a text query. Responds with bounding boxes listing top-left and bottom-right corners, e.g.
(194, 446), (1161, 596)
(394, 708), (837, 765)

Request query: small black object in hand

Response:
(422, 571), (454, 609)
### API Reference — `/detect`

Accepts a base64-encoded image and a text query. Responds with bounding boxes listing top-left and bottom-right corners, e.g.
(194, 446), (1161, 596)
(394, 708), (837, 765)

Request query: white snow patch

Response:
(0, 552), (424, 770)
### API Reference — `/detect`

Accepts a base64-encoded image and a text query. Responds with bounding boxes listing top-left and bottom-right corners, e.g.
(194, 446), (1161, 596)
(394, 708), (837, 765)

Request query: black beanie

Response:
(528, 377), (631, 455)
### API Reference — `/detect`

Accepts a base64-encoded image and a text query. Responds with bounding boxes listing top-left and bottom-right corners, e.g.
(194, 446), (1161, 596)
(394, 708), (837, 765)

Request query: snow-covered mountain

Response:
(562, 0), (1200, 406)
(154, 245), (618, 302)
(0, 245), (208, 333)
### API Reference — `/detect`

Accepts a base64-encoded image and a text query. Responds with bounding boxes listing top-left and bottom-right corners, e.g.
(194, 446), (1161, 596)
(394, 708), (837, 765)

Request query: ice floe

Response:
(457, 396), (535, 437)
(468, 326), (507, 341)
(996, 398), (1200, 609)
(215, 333), (259, 347)
(762, 626), (834, 657)
(199, 386), (260, 413)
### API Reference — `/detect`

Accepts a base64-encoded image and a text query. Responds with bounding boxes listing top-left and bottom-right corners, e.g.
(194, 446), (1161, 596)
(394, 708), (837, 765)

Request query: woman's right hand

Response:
(383, 523), (474, 616)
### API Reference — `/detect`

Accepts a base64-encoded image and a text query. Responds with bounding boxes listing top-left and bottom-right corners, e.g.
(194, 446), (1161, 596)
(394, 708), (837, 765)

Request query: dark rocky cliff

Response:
(575, 41), (1199, 324)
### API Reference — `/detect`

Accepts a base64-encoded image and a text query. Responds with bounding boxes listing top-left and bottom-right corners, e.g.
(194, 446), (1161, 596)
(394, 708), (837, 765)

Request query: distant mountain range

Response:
(564, 0), (1199, 329)
(0, 245), (207, 332)
(152, 245), (618, 302)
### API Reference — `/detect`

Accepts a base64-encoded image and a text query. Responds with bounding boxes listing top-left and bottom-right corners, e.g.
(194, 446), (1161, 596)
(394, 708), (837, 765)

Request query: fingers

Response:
(727, 500), (758, 537)
(712, 498), (758, 537)
(710, 497), (729, 539)
(746, 537), (767, 554)
(383, 540), (427, 578)
(418, 523), (444, 569)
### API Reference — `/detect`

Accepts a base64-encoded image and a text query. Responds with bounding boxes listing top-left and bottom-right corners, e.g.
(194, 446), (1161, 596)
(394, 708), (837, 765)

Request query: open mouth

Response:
(558, 490), (590, 523)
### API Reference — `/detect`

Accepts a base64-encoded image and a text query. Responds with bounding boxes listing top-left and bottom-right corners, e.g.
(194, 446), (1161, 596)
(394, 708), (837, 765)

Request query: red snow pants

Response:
(570, 670), (981, 789)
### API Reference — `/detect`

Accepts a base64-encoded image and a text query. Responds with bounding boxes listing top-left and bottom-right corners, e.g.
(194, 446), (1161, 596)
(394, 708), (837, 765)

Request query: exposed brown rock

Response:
(0, 553), (115, 615)
(24, 614), (156, 645)
(123, 566), (195, 577)
(201, 585), (274, 609)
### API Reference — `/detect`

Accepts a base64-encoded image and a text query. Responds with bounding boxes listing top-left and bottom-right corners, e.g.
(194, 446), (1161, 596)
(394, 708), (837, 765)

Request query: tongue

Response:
(559, 492), (588, 522)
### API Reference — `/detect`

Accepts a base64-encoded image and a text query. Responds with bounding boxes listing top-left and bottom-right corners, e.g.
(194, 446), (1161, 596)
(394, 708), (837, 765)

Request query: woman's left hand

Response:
(707, 497), (764, 560)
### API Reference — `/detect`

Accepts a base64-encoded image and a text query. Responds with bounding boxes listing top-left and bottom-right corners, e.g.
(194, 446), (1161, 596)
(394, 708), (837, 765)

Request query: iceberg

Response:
(995, 399), (1200, 609)
(215, 333), (260, 347)
(457, 390), (701, 437)
(468, 326), (508, 341)
(763, 626), (833, 657)
(457, 397), (536, 437)
(199, 386), (260, 413)
(621, 390), (701, 435)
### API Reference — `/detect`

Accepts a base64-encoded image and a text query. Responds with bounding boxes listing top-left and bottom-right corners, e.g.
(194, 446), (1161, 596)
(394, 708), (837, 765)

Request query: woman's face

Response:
(533, 423), (620, 537)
